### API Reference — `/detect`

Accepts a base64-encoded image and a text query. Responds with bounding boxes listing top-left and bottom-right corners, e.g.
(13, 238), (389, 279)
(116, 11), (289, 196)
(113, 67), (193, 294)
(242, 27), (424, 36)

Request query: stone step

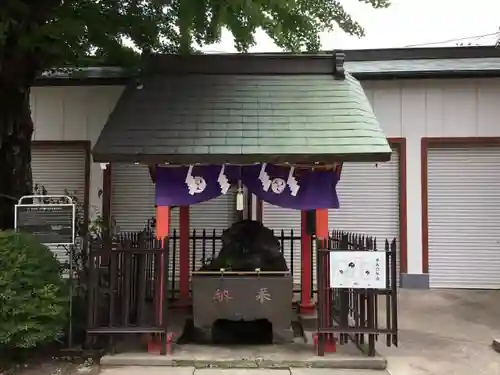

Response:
(100, 347), (387, 370)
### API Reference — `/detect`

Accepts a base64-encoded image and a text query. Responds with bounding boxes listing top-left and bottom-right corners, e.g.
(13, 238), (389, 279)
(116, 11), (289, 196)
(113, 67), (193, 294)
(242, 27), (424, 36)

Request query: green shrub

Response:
(0, 231), (68, 349)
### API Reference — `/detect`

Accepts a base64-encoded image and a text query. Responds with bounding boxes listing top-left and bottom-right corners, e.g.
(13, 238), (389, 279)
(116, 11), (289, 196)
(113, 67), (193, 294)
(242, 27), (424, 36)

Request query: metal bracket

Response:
(332, 50), (346, 80)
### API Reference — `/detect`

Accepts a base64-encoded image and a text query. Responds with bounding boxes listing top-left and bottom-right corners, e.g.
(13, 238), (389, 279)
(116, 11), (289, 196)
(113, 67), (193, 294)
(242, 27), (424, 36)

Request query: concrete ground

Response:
(100, 368), (387, 375)
(98, 289), (500, 375)
(378, 289), (500, 375)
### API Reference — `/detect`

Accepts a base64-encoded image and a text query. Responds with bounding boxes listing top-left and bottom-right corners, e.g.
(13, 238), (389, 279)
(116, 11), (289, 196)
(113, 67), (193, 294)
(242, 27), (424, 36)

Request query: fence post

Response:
(170, 230), (177, 300)
(179, 206), (190, 304)
(339, 233), (349, 344)
(109, 239), (117, 328)
(161, 238), (170, 355)
(391, 239), (398, 347)
(191, 229), (197, 272)
(86, 241), (97, 335)
(300, 211), (314, 313)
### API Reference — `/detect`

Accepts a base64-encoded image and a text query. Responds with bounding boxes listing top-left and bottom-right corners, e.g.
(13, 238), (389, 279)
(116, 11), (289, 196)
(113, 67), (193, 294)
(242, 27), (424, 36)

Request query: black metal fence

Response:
(87, 230), (304, 328)
(92, 229), (380, 303)
(144, 228), (305, 298)
(316, 230), (398, 357)
(86, 234), (171, 354)
(87, 229), (398, 356)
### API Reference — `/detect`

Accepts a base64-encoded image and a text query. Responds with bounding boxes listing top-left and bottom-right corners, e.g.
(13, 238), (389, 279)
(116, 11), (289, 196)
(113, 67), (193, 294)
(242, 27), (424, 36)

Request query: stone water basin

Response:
(191, 272), (294, 344)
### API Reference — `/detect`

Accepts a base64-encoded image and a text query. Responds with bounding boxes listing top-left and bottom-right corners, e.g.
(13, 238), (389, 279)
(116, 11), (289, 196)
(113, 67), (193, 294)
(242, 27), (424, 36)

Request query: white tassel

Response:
(236, 189), (244, 211)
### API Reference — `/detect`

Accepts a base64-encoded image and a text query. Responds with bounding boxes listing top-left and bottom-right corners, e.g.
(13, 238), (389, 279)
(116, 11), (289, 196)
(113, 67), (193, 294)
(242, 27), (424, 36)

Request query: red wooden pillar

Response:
(316, 208), (329, 303)
(179, 206), (190, 305)
(316, 208), (329, 306)
(300, 211), (314, 314)
(316, 209), (330, 280)
(152, 206), (171, 354)
(155, 205), (170, 324)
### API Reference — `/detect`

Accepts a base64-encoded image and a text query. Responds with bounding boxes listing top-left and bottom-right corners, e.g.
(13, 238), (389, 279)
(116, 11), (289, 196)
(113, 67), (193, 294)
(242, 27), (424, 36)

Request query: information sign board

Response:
(330, 251), (386, 289)
(14, 195), (75, 245)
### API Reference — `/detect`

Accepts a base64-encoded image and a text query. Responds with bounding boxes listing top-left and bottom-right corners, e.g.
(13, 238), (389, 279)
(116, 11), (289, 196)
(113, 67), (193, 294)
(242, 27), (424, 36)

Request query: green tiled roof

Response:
(92, 73), (391, 164)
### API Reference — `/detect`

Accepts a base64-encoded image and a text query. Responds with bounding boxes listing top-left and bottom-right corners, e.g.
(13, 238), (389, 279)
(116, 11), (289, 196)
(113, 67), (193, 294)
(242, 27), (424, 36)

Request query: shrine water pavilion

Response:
(88, 51), (398, 358)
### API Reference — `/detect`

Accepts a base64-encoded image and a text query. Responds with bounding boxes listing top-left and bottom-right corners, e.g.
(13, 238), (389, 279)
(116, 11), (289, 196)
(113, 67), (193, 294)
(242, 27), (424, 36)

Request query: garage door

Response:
(262, 204), (301, 285)
(263, 148), (400, 287)
(428, 147), (500, 289)
(329, 149), (400, 286)
(111, 163), (159, 233)
(31, 143), (87, 263)
(110, 163), (237, 277)
(189, 190), (237, 271)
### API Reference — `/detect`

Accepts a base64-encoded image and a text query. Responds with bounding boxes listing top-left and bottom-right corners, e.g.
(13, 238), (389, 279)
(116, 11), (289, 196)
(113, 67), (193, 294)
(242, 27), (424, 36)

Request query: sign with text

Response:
(330, 251), (386, 289)
(14, 195), (75, 245)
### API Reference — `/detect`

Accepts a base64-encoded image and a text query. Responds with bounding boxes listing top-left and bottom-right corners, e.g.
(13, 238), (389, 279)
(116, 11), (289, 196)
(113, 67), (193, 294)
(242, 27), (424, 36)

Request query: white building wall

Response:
(30, 85), (124, 217)
(29, 77), (500, 277)
(364, 78), (500, 276)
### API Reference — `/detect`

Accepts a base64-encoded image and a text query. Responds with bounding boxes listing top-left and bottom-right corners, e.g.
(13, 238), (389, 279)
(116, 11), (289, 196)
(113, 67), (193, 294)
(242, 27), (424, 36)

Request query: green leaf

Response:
(1, 0), (391, 76)
(0, 231), (68, 349)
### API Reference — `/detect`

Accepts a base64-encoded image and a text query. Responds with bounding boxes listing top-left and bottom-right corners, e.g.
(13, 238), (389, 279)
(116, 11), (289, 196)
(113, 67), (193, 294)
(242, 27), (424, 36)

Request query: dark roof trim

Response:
(33, 66), (131, 87)
(33, 65), (500, 86)
(326, 46), (500, 62)
(34, 76), (130, 87)
(33, 45), (500, 86)
(92, 152), (392, 164)
(225, 46), (500, 61)
(144, 46), (500, 75)
(354, 70), (500, 80)
(143, 50), (348, 75)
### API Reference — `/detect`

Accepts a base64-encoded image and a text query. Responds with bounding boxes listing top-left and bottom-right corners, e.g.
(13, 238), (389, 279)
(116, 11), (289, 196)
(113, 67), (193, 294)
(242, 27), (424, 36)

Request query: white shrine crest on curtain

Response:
(217, 164), (231, 194)
(258, 163), (300, 196)
(185, 165), (207, 195)
(156, 163), (341, 210)
(185, 164), (230, 196)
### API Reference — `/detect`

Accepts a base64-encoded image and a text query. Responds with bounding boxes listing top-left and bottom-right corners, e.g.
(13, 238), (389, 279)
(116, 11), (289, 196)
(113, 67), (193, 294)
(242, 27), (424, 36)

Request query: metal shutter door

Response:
(262, 203), (302, 285)
(111, 164), (160, 233)
(428, 147), (500, 289)
(111, 164), (180, 282)
(31, 145), (86, 263)
(329, 149), (400, 286)
(189, 189), (237, 272)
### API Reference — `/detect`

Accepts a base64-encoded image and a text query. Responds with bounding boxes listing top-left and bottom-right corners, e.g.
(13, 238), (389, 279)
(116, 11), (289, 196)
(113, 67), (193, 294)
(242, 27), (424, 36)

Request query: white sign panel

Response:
(330, 251), (386, 289)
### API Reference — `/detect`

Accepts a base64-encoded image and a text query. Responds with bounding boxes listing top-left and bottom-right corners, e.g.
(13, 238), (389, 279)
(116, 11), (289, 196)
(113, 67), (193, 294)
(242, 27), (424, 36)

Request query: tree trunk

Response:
(0, 84), (34, 230)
